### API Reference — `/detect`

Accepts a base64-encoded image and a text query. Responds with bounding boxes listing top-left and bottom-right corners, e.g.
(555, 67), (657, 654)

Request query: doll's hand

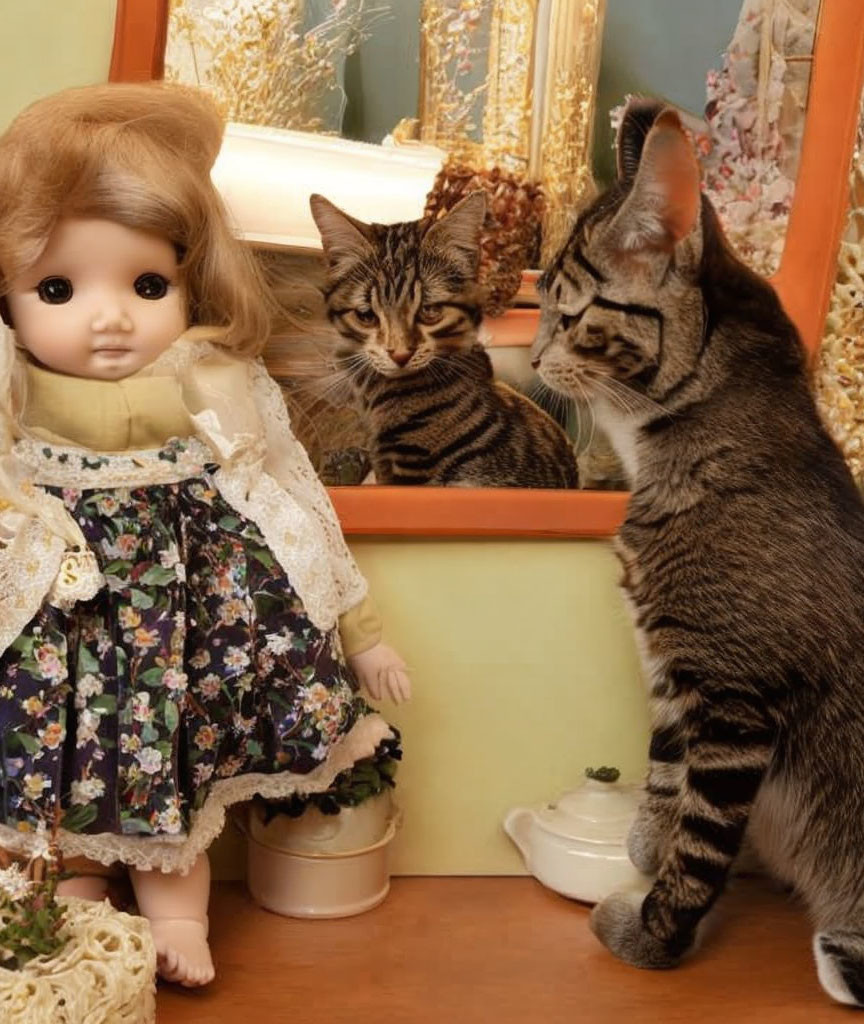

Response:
(348, 643), (411, 704)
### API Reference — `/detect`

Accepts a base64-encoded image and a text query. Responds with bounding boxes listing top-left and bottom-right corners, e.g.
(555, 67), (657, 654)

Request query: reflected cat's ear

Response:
(608, 107), (701, 253)
(423, 191), (486, 272)
(309, 194), (373, 270)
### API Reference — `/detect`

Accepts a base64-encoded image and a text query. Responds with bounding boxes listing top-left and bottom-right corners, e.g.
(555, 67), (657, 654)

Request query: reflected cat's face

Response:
(532, 102), (705, 417)
(310, 193), (486, 378)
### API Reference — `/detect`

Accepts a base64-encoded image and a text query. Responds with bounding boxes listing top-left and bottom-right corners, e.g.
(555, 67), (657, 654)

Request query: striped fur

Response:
(534, 99), (864, 1007)
(310, 192), (578, 488)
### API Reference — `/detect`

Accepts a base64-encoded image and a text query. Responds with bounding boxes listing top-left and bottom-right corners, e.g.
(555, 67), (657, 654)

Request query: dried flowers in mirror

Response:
(816, 95), (864, 485)
(699, 0), (819, 277)
(164, 0), (386, 133)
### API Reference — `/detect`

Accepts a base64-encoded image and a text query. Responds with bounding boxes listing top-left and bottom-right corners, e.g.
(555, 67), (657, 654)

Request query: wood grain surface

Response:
(156, 877), (840, 1023)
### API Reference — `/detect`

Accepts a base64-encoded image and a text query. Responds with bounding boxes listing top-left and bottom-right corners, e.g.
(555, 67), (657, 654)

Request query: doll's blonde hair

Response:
(0, 81), (273, 357)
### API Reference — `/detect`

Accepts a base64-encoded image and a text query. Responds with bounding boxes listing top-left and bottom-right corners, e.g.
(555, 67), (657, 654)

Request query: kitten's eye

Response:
(37, 277), (73, 304)
(419, 304), (444, 325)
(135, 273), (170, 300)
(354, 308), (379, 326)
(558, 304), (585, 332)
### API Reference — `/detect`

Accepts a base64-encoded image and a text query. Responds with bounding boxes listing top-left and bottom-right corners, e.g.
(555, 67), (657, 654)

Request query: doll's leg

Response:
(57, 875), (111, 900)
(56, 855), (120, 902)
(129, 853), (214, 987)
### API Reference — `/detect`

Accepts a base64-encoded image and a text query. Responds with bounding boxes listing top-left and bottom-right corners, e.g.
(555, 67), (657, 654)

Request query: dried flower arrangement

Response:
(815, 109), (864, 486)
(423, 163), (544, 317)
(419, 0), (537, 316)
(165, 0), (386, 132)
(686, 1), (864, 489)
(419, 0), (492, 161)
(0, 828), (64, 970)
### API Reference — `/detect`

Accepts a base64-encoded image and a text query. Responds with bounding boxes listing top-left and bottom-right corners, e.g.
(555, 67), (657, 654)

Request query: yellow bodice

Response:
(21, 362), (193, 452)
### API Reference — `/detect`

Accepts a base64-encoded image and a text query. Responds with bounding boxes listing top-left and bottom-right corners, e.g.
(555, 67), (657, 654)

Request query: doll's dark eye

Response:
(134, 273), (170, 300)
(37, 277), (73, 304)
(355, 307), (378, 326)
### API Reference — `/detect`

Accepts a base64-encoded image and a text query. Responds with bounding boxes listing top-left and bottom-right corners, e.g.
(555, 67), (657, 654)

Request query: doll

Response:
(0, 82), (410, 987)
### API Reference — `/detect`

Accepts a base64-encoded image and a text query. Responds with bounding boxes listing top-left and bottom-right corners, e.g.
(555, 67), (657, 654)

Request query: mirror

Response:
(110, 0), (863, 531)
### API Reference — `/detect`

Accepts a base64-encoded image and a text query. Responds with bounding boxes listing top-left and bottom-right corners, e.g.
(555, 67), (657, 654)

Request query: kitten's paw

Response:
(590, 891), (681, 969)
(815, 931), (864, 1007)
(626, 807), (670, 875)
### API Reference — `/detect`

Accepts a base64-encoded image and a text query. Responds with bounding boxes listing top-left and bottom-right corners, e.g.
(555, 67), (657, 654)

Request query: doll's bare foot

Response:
(57, 874), (110, 901)
(149, 917), (215, 987)
(129, 853), (214, 987)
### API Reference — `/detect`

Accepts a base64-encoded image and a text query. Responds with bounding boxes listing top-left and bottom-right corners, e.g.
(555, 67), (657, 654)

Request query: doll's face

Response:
(6, 218), (187, 380)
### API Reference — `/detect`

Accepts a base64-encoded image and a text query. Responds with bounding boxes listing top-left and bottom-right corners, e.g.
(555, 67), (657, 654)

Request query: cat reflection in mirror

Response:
(310, 192), (578, 488)
(534, 96), (864, 1008)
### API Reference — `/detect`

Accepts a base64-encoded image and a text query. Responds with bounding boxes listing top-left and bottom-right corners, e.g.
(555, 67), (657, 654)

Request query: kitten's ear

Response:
(422, 191), (486, 271)
(616, 97), (666, 184)
(608, 107), (701, 253)
(309, 194), (373, 270)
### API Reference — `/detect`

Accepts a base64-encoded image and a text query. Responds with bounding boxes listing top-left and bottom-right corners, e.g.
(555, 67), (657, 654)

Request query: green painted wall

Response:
(0, 0), (115, 132)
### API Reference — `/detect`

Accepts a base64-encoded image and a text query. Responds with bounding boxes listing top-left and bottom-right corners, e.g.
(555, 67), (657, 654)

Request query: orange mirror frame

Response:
(109, 0), (864, 538)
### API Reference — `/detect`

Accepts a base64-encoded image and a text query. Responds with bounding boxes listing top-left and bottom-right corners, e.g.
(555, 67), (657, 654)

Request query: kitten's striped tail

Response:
(815, 931), (864, 1007)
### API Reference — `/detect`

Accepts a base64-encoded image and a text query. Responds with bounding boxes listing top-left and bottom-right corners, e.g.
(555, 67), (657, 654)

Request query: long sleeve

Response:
(338, 593), (384, 658)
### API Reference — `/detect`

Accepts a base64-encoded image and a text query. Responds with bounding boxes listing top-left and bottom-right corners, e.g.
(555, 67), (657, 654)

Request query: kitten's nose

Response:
(531, 358), (541, 370)
(391, 351), (412, 367)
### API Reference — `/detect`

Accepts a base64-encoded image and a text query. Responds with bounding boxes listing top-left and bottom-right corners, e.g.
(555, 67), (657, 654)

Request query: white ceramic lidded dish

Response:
(504, 777), (649, 904)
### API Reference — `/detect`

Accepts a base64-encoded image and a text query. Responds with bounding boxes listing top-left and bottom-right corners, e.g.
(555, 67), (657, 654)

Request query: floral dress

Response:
(0, 339), (391, 873)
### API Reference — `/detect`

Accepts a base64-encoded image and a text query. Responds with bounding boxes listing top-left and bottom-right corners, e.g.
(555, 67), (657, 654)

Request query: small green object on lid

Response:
(584, 765), (620, 783)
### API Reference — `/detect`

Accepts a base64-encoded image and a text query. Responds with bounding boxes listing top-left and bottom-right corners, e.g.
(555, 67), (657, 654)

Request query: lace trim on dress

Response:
(248, 360), (368, 619)
(16, 429), (362, 635)
(0, 713), (393, 875)
(13, 437), (213, 489)
(0, 517), (67, 655)
(134, 337), (368, 621)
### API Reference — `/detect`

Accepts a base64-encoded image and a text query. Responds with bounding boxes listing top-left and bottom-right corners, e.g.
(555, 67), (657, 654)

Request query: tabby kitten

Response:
(309, 192), (578, 488)
(534, 97), (864, 1008)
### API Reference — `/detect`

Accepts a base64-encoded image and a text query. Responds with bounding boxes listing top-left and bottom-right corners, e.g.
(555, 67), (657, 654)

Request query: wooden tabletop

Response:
(155, 876), (842, 1023)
